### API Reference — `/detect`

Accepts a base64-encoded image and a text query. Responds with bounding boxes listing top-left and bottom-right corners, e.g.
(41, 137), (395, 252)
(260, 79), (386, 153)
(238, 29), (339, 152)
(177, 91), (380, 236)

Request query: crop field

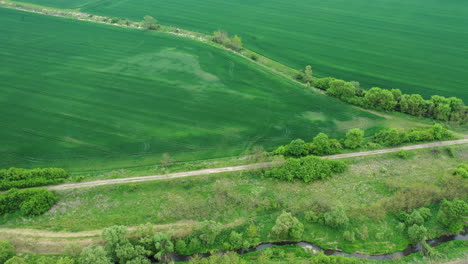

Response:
(0, 8), (383, 171)
(13, 0), (468, 101)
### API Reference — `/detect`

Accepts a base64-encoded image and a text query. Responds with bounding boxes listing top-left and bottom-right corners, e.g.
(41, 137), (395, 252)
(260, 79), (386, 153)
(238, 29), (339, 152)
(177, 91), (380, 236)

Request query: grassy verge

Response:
(1, 145), (466, 255)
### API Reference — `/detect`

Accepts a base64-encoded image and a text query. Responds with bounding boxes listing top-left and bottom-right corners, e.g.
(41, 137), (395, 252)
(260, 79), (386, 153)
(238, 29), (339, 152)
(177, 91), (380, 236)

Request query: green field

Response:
(0, 8), (384, 171)
(13, 0), (468, 101)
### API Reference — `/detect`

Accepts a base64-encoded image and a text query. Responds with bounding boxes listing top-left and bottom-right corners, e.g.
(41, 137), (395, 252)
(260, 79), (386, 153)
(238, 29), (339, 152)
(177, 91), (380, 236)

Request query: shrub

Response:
(437, 199), (468, 234)
(453, 164), (468, 178)
(4, 257), (26, 264)
(344, 128), (364, 149)
(270, 212), (304, 240)
(78, 244), (111, 264)
(0, 188), (58, 216)
(343, 231), (355, 242)
(323, 205), (349, 228)
(0, 241), (15, 264)
(0, 167), (68, 190)
(287, 139), (308, 157)
(396, 149), (410, 159)
(263, 156), (347, 183)
(407, 224), (427, 243)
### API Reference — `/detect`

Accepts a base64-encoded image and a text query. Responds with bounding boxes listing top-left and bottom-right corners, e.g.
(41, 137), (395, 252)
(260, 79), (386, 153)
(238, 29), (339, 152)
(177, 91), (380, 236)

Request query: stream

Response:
(172, 233), (467, 261)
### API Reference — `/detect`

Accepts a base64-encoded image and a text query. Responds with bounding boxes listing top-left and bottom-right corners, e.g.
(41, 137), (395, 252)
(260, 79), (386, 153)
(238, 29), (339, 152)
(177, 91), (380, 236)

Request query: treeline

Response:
(306, 74), (468, 123)
(273, 124), (454, 158)
(212, 31), (243, 51)
(263, 156), (347, 183)
(0, 188), (58, 216)
(0, 167), (68, 190)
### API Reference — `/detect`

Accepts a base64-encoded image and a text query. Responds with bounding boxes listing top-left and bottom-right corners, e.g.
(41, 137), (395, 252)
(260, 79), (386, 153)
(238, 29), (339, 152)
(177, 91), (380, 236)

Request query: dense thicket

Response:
(0, 188), (58, 216)
(0, 168), (68, 190)
(313, 77), (467, 123)
(263, 156), (347, 183)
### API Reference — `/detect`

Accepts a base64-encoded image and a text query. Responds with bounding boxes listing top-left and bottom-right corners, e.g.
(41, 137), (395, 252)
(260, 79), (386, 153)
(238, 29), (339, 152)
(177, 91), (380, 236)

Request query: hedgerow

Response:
(0, 168), (68, 190)
(312, 76), (467, 123)
(0, 188), (58, 216)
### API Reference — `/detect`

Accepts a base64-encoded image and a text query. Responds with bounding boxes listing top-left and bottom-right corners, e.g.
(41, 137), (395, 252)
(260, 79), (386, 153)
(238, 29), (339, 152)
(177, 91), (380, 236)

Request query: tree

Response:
(391, 89), (403, 102)
(228, 35), (243, 51)
(303, 65), (313, 84)
(175, 239), (187, 255)
(437, 199), (468, 234)
(364, 87), (397, 111)
(373, 128), (402, 146)
(313, 132), (332, 155)
(407, 224), (427, 243)
(327, 80), (356, 100)
(153, 233), (174, 263)
(196, 221), (223, 247)
(344, 128), (364, 149)
(79, 245), (112, 264)
(102, 225), (128, 262)
(115, 242), (150, 264)
(287, 139), (307, 157)
(142, 16), (158, 30)
(228, 231), (243, 250)
(212, 30), (229, 44)
(400, 94), (426, 116)
(431, 95), (451, 121)
(314, 77), (335, 90)
(0, 241), (14, 264)
(270, 211), (304, 240)
(324, 205), (349, 228)
(160, 153), (174, 167)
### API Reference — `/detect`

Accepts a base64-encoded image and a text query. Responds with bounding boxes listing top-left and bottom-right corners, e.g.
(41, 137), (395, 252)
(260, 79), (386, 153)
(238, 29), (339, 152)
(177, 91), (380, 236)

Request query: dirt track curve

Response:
(48, 138), (468, 191)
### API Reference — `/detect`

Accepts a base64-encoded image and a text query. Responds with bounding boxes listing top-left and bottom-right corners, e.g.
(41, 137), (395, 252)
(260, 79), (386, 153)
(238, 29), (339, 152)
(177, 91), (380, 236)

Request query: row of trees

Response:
(309, 75), (467, 123)
(0, 167), (68, 190)
(263, 156), (347, 183)
(274, 124), (453, 158)
(0, 188), (58, 216)
(212, 31), (243, 51)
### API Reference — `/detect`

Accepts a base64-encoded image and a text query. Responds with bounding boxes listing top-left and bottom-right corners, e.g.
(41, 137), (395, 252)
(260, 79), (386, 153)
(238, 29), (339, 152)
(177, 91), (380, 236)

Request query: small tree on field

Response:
(287, 139), (307, 157)
(212, 30), (229, 44)
(312, 133), (332, 155)
(303, 65), (313, 84)
(160, 153), (174, 167)
(228, 35), (243, 51)
(407, 224), (427, 243)
(78, 245), (112, 264)
(142, 15), (158, 30)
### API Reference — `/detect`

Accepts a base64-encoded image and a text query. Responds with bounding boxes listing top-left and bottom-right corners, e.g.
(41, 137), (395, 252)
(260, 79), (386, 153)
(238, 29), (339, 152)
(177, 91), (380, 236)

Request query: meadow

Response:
(2, 145), (466, 254)
(0, 8), (383, 171)
(13, 0), (468, 101)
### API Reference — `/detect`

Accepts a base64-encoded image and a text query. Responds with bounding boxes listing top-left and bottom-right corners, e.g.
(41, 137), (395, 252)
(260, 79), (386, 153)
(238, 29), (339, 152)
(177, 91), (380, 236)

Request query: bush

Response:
(343, 231), (355, 242)
(323, 206), (349, 228)
(453, 164), (468, 178)
(437, 199), (468, 234)
(0, 188), (58, 216)
(270, 212), (304, 240)
(344, 128), (364, 149)
(287, 139), (308, 157)
(407, 224), (427, 243)
(263, 156), (347, 183)
(0, 241), (15, 264)
(396, 149), (410, 159)
(0, 167), (68, 190)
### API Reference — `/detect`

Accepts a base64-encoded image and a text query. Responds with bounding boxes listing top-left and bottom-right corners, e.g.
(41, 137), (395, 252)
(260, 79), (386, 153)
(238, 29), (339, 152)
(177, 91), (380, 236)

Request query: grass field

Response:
(12, 0), (468, 101)
(0, 8), (386, 171)
(2, 145), (466, 254)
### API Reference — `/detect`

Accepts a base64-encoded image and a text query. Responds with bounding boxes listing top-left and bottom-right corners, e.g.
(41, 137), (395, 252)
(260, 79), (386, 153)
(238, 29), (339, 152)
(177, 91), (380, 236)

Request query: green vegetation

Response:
(263, 156), (347, 183)
(0, 168), (68, 190)
(0, 188), (58, 216)
(1, 146), (466, 256)
(12, 0), (468, 101)
(273, 125), (455, 158)
(0, 8), (384, 172)
(314, 77), (467, 123)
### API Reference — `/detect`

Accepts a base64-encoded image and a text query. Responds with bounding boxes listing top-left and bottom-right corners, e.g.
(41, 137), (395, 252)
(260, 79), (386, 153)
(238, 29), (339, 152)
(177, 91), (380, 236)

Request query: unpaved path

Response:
(48, 139), (468, 191)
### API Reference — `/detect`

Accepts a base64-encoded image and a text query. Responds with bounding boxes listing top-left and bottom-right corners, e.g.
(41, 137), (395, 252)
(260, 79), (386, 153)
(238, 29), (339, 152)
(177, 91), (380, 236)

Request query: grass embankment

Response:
(10, 0), (468, 101)
(0, 7), (388, 172)
(1, 145), (466, 255)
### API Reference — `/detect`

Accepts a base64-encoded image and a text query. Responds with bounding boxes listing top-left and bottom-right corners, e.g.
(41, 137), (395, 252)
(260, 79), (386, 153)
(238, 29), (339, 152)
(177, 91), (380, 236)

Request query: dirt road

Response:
(48, 139), (467, 191)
